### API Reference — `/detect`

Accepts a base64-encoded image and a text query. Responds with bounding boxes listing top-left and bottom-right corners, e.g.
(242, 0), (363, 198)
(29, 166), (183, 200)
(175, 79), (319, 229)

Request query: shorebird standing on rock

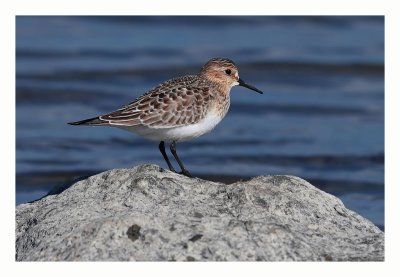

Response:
(69, 58), (263, 177)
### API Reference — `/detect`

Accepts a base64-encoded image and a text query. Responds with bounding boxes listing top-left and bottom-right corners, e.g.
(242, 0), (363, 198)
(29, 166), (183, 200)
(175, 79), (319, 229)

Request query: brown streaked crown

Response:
(200, 58), (237, 72)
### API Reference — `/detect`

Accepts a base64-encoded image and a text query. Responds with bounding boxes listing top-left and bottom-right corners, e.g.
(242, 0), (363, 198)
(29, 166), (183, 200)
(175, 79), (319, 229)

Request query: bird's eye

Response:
(225, 69), (231, 75)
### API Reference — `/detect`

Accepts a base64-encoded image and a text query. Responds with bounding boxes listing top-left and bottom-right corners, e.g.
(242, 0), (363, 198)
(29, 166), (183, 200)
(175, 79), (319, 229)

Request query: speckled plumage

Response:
(99, 75), (227, 129)
(69, 58), (262, 176)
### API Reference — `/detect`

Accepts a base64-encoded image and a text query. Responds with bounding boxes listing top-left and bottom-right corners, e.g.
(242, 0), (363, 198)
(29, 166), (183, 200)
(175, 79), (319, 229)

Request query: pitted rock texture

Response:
(15, 164), (384, 261)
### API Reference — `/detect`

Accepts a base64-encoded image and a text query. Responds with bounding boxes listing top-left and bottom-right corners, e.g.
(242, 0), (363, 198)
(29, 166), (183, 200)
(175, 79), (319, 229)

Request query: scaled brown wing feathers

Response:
(99, 75), (214, 128)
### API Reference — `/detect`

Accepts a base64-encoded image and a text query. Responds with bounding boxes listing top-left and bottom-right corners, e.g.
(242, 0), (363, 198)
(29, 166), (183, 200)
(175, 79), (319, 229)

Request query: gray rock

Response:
(15, 164), (384, 261)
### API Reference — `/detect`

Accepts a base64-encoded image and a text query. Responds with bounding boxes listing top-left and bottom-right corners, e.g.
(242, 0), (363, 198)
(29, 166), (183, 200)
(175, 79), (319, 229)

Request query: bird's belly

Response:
(118, 111), (224, 142)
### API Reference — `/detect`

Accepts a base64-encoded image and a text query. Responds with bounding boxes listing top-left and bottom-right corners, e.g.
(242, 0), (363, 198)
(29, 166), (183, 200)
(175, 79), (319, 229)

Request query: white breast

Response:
(164, 111), (223, 141)
(118, 111), (224, 142)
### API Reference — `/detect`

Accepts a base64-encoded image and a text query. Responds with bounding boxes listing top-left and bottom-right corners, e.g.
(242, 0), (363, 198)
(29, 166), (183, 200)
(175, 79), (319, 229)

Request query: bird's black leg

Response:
(170, 141), (192, 178)
(159, 141), (176, 172)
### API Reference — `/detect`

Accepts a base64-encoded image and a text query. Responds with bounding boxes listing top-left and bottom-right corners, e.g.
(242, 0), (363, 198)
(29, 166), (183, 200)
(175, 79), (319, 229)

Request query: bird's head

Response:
(200, 58), (263, 94)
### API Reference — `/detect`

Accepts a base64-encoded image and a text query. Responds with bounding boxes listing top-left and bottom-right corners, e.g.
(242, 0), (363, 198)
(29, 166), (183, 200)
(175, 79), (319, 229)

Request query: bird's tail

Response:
(68, 116), (109, 126)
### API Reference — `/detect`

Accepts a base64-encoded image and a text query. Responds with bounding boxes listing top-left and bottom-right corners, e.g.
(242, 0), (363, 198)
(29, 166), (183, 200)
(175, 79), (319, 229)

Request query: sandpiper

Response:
(69, 58), (263, 177)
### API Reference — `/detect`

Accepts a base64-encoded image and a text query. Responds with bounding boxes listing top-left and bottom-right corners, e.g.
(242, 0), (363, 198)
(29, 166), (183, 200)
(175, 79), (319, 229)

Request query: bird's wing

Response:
(99, 75), (215, 128)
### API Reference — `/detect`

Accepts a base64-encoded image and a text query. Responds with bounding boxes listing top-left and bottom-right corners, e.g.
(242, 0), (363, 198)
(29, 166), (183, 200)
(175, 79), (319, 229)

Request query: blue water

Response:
(16, 16), (384, 229)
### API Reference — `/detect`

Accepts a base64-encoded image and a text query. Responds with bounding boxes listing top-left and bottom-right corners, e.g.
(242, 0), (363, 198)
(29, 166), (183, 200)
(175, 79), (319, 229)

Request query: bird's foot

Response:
(179, 169), (193, 178)
(161, 167), (177, 174)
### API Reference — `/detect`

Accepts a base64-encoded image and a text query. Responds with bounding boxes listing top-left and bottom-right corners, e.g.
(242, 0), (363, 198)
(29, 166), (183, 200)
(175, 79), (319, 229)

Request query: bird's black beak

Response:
(238, 78), (263, 94)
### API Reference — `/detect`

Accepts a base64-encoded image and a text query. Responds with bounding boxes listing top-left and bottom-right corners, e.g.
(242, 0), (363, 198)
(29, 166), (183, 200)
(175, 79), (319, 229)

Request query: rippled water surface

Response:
(16, 16), (384, 229)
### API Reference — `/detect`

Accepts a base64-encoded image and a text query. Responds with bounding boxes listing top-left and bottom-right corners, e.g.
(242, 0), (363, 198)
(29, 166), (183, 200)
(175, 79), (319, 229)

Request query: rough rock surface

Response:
(15, 164), (384, 261)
